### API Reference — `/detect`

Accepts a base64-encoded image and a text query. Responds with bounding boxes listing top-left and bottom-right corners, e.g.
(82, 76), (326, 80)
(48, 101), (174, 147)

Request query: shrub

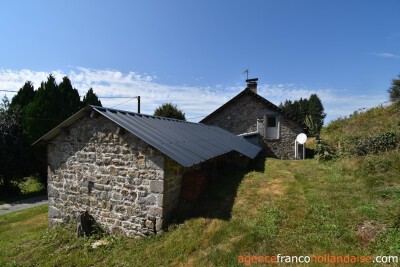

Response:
(354, 132), (399, 156)
(314, 138), (335, 161)
(19, 176), (45, 194)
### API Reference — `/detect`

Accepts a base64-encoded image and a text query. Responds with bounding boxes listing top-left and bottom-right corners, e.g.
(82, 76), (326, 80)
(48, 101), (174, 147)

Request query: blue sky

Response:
(1, 0), (399, 123)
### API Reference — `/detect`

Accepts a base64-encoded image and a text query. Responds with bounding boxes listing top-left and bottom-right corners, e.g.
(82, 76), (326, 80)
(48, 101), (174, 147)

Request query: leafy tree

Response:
(0, 96), (28, 193)
(388, 74), (400, 102)
(82, 88), (102, 106)
(154, 103), (186, 120)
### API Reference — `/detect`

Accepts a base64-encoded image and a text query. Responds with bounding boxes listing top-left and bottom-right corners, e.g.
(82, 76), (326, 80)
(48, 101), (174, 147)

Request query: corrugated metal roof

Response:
(33, 106), (261, 167)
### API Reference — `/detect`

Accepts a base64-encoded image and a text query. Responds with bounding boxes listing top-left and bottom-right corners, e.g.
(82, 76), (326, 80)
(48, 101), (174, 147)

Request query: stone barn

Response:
(33, 106), (260, 237)
(200, 78), (307, 159)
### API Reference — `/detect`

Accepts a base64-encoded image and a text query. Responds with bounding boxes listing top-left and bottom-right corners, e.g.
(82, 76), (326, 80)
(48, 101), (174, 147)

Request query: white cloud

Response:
(370, 52), (400, 59)
(0, 67), (387, 123)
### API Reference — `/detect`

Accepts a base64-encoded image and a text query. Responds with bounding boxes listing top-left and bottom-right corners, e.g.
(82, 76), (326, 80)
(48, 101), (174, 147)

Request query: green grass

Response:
(0, 177), (46, 205)
(321, 102), (400, 151)
(1, 154), (399, 266)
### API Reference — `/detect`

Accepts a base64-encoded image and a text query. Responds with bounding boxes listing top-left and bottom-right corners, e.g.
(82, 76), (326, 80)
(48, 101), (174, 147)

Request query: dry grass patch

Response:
(258, 177), (286, 196)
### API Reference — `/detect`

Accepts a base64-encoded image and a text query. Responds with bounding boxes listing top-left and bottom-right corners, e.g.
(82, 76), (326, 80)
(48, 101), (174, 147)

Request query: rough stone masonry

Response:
(47, 115), (184, 237)
(202, 92), (304, 159)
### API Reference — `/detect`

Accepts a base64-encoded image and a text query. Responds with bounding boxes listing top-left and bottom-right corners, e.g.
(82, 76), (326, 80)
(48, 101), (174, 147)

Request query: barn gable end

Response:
(47, 115), (169, 236)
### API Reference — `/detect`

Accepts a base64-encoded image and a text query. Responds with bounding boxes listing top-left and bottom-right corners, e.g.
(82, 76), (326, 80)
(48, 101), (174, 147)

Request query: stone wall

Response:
(47, 114), (180, 237)
(263, 116), (303, 159)
(204, 94), (263, 135)
(203, 93), (304, 159)
(163, 158), (184, 220)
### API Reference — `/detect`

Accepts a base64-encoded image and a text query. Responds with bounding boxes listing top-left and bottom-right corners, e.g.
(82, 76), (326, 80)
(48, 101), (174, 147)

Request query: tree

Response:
(10, 81), (37, 140)
(307, 94), (326, 135)
(10, 81), (36, 109)
(82, 88), (102, 106)
(388, 74), (400, 102)
(280, 98), (310, 123)
(25, 75), (82, 142)
(0, 96), (28, 193)
(58, 76), (81, 117)
(280, 94), (326, 137)
(154, 103), (186, 120)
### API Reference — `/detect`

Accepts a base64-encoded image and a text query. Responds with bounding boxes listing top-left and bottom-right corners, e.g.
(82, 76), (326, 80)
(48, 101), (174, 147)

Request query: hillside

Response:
(321, 102), (400, 152)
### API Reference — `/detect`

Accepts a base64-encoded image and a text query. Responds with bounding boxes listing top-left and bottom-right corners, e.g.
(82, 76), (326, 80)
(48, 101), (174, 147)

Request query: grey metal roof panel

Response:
(33, 105), (261, 167)
(93, 106), (261, 167)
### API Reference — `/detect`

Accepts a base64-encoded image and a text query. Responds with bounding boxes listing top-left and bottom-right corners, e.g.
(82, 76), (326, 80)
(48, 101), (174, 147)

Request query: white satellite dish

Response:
(296, 133), (307, 145)
(295, 133), (307, 160)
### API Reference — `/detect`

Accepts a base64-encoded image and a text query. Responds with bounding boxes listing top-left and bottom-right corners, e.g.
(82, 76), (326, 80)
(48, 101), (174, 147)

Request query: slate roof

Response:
(33, 106), (261, 167)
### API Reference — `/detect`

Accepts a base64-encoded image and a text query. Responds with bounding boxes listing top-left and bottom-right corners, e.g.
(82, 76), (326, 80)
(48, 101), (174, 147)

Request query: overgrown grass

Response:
(321, 102), (400, 152)
(0, 177), (46, 205)
(1, 154), (399, 266)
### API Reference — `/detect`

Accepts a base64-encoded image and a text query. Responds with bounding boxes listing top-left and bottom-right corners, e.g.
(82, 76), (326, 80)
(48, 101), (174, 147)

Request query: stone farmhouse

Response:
(33, 106), (261, 237)
(201, 78), (307, 159)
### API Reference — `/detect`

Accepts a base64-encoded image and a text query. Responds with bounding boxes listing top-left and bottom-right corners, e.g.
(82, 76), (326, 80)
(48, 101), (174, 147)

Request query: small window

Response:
(267, 117), (276, 127)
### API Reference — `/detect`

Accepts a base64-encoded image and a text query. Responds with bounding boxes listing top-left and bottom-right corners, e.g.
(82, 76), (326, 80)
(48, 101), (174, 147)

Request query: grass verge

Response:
(0, 154), (399, 266)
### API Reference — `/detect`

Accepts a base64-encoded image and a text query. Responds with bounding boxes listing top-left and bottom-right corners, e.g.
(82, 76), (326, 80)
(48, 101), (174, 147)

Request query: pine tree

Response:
(307, 94), (326, 135)
(280, 94), (326, 136)
(58, 76), (81, 117)
(25, 75), (82, 142)
(280, 98), (309, 123)
(10, 81), (36, 109)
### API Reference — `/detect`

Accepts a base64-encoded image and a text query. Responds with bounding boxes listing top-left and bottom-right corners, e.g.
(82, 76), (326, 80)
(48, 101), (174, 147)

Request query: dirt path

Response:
(0, 195), (48, 215)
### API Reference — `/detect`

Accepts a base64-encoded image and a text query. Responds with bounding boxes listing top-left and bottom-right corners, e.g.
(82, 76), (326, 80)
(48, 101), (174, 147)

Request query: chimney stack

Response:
(246, 78), (258, 94)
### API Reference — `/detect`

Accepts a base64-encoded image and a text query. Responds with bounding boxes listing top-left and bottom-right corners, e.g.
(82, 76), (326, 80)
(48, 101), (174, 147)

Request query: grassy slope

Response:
(1, 154), (399, 266)
(321, 102), (400, 150)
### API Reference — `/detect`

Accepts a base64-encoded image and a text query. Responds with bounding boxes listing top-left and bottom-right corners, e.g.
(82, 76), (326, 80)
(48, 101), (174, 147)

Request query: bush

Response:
(19, 176), (45, 194)
(354, 132), (399, 156)
(314, 138), (335, 161)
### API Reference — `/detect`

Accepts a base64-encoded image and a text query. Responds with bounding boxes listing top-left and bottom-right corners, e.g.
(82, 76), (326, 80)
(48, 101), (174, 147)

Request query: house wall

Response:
(47, 115), (182, 237)
(204, 94), (262, 135)
(203, 94), (304, 159)
(262, 116), (304, 159)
